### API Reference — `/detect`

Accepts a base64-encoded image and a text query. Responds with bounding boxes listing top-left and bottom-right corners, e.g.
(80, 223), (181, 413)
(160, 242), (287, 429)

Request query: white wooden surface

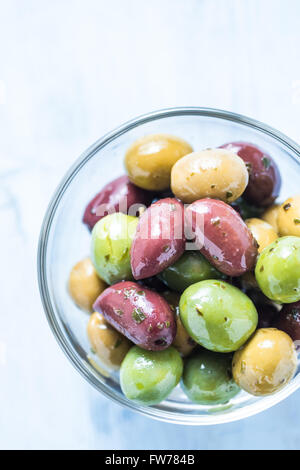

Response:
(0, 0), (300, 449)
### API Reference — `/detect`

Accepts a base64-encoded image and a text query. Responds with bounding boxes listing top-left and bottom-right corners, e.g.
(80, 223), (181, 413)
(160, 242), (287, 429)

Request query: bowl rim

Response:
(37, 106), (300, 425)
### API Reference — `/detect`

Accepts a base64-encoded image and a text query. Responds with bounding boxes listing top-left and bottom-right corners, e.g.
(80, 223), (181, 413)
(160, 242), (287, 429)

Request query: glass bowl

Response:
(38, 107), (300, 425)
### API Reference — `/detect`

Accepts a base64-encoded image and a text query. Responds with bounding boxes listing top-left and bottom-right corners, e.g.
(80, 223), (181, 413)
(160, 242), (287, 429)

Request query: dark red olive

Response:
(93, 281), (176, 350)
(241, 289), (280, 327)
(185, 198), (258, 276)
(220, 142), (281, 207)
(83, 175), (152, 230)
(273, 301), (300, 348)
(131, 198), (185, 280)
(257, 304), (280, 328)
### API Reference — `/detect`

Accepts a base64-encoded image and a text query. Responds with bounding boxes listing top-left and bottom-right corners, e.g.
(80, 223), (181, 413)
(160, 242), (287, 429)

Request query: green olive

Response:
(91, 213), (138, 285)
(162, 291), (196, 357)
(232, 328), (297, 396)
(245, 218), (278, 253)
(159, 251), (226, 293)
(87, 312), (131, 370)
(171, 149), (248, 204)
(68, 258), (107, 312)
(277, 195), (300, 237)
(255, 236), (300, 303)
(182, 350), (240, 405)
(120, 346), (183, 405)
(179, 280), (258, 352)
(125, 134), (193, 191)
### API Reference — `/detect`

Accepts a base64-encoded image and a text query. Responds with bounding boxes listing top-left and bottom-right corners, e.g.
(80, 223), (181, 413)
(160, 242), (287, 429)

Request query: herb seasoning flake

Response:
(132, 308), (146, 324)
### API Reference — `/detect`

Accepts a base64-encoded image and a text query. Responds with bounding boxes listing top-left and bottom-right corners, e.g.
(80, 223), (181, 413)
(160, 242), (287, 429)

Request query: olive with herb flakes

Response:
(130, 198), (185, 280)
(171, 148), (248, 203)
(93, 281), (176, 351)
(87, 312), (131, 370)
(232, 328), (297, 396)
(219, 142), (281, 207)
(185, 199), (258, 276)
(273, 301), (300, 346)
(179, 280), (258, 352)
(68, 258), (107, 312)
(120, 346), (183, 405)
(91, 213), (139, 285)
(255, 236), (300, 303)
(182, 350), (240, 405)
(277, 195), (300, 237)
(83, 175), (153, 231)
(125, 133), (193, 191)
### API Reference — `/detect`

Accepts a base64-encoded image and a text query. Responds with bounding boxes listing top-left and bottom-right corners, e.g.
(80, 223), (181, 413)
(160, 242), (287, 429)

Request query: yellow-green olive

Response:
(171, 149), (248, 203)
(261, 203), (280, 232)
(162, 291), (196, 357)
(124, 134), (193, 191)
(277, 195), (300, 237)
(68, 258), (107, 312)
(232, 328), (297, 396)
(87, 312), (131, 369)
(245, 218), (278, 253)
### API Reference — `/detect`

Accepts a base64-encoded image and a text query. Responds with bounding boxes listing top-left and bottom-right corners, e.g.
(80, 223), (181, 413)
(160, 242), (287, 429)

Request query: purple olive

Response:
(93, 281), (176, 351)
(83, 175), (152, 230)
(257, 304), (280, 329)
(273, 301), (300, 347)
(185, 198), (258, 276)
(131, 198), (185, 280)
(220, 142), (281, 207)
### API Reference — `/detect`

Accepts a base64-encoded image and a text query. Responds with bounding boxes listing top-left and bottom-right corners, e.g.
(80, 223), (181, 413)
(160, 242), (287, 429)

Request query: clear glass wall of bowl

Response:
(38, 108), (300, 425)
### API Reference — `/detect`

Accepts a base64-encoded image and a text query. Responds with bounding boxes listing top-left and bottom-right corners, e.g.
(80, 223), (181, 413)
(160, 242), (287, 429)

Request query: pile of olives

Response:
(68, 133), (299, 407)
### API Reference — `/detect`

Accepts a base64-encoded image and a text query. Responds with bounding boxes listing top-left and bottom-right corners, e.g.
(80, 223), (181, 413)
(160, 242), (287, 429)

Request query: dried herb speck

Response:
(245, 162), (252, 173)
(211, 217), (221, 226)
(114, 338), (123, 349)
(262, 157), (271, 169)
(113, 308), (124, 316)
(132, 308), (146, 324)
(196, 307), (203, 316)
